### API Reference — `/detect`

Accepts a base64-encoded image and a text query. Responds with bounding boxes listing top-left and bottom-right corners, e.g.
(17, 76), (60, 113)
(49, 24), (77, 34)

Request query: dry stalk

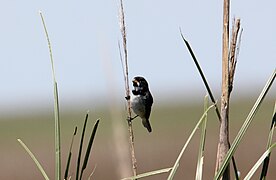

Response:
(229, 18), (242, 93)
(119, 0), (137, 177)
(216, 3), (243, 179)
(215, 0), (230, 179)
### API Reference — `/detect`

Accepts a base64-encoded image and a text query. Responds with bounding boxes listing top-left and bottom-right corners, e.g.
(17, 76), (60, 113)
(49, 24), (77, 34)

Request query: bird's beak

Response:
(132, 79), (139, 86)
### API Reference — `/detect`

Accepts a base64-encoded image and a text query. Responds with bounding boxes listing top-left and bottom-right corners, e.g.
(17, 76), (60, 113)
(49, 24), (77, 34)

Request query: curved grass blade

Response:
(76, 112), (89, 180)
(260, 102), (276, 180)
(195, 95), (209, 180)
(167, 104), (215, 180)
(244, 143), (276, 180)
(79, 119), (100, 180)
(64, 127), (78, 180)
(39, 11), (61, 180)
(122, 167), (172, 180)
(214, 69), (276, 180)
(17, 139), (50, 180)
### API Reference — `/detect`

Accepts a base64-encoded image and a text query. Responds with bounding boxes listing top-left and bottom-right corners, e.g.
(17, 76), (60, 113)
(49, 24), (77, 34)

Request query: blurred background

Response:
(0, 0), (275, 179)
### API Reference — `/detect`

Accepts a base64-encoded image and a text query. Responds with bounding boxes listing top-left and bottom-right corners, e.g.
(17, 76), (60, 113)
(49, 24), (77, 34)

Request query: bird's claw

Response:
(127, 115), (138, 122)
(127, 116), (132, 122)
(125, 95), (130, 100)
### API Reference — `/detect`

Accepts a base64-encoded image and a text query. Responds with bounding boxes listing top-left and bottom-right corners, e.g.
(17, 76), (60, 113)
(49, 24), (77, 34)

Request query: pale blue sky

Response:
(1, 0), (275, 114)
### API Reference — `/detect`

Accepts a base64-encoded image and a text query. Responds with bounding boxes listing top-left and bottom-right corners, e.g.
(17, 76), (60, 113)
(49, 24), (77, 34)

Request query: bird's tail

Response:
(142, 118), (152, 133)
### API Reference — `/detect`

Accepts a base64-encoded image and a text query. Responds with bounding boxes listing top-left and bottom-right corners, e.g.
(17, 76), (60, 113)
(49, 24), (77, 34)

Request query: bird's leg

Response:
(127, 115), (138, 122)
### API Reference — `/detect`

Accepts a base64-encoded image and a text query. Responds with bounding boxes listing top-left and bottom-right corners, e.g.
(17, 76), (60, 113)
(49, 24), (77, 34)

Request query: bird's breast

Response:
(131, 95), (146, 118)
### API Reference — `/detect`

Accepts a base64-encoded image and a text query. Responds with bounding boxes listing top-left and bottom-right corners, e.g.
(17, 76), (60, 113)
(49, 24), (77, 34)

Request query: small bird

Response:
(130, 76), (153, 132)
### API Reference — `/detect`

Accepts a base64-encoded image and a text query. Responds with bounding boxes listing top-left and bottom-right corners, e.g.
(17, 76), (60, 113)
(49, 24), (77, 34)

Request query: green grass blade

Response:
(195, 95), (209, 180)
(244, 143), (276, 180)
(79, 119), (100, 180)
(39, 11), (61, 180)
(180, 31), (221, 121)
(167, 104), (215, 180)
(54, 82), (61, 180)
(64, 127), (78, 180)
(122, 167), (172, 180)
(214, 69), (276, 180)
(76, 112), (89, 180)
(17, 139), (50, 180)
(260, 102), (276, 180)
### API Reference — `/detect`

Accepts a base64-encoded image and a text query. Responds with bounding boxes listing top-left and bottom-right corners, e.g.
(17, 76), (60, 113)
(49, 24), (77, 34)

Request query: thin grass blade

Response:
(260, 102), (276, 180)
(39, 11), (61, 180)
(180, 30), (221, 121)
(17, 139), (50, 180)
(64, 127), (78, 180)
(195, 95), (209, 180)
(79, 119), (100, 180)
(122, 167), (172, 180)
(54, 82), (61, 180)
(244, 143), (276, 180)
(167, 104), (215, 180)
(76, 112), (89, 180)
(214, 69), (276, 180)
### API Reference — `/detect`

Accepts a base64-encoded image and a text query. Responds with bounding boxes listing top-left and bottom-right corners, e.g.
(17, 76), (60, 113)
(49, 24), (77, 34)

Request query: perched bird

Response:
(130, 76), (153, 133)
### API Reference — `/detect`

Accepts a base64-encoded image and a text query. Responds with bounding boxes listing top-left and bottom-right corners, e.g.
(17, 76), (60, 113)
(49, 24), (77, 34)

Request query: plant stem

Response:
(119, 0), (137, 176)
(216, 0), (230, 179)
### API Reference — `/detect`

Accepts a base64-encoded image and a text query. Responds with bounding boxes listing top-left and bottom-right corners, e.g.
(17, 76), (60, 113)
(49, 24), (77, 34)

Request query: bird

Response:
(130, 76), (153, 133)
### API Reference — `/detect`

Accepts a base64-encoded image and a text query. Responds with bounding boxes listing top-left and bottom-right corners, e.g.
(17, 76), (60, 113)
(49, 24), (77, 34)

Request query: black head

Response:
(132, 76), (149, 95)
(132, 76), (149, 89)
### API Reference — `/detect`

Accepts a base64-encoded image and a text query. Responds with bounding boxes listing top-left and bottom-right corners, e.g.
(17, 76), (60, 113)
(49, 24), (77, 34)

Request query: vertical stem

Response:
(54, 82), (61, 180)
(119, 0), (137, 177)
(216, 0), (230, 179)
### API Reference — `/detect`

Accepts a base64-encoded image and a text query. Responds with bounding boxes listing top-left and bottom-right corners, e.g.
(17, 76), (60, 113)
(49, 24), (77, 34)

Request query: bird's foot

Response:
(125, 95), (130, 100)
(127, 115), (138, 122)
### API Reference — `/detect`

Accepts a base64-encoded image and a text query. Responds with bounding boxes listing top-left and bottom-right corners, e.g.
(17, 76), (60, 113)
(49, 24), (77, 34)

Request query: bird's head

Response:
(132, 76), (149, 90)
(132, 76), (149, 95)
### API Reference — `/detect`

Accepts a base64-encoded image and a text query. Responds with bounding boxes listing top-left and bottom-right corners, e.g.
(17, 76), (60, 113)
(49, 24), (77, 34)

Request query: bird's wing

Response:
(144, 91), (153, 120)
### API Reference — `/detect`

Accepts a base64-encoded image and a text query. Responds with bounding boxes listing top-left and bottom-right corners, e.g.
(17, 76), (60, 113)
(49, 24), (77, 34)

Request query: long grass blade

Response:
(39, 11), (61, 180)
(214, 69), (276, 180)
(76, 112), (89, 180)
(17, 139), (50, 180)
(79, 119), (100, 180)
(64, 127), (78, 180)
(244, 143), (276, 180)
(122, 167), (172, 180)
(260, 102), (276, 180)
(167, 104), (215, 180)
(195, 95), (209, 180)
(180, 30), (221, 121)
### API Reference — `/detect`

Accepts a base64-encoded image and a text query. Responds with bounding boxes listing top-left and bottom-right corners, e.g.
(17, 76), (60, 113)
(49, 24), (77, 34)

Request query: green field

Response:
(0, 98), (275, 179)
